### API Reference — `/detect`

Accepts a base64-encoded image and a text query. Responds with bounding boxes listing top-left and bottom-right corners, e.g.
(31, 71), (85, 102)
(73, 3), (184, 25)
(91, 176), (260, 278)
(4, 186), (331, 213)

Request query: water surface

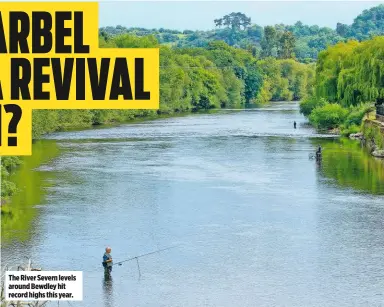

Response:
(2, 102), (384, 307)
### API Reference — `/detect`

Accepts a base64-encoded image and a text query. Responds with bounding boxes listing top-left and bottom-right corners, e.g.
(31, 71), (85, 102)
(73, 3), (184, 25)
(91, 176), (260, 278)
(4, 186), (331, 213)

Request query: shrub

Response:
(344, 104), (375, 127)
(309, 103), (349, 129)
(340, 124), (360, 136)
(299, 96), (327, 116)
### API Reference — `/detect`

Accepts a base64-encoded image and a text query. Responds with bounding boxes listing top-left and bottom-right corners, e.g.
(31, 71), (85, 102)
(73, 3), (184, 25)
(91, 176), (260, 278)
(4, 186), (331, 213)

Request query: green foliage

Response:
(261, 26), (277, 57)
(362, 122), (384, 149)
(108, 34), (159, 48)
(303, 99), (374, 134)
(278, 31), (296, 59)
(340, 124), (360, 136)
(214, 13), (251, 30)
(309, 103), (349, 129)
(344, 104), (375, 127)
(257, 58), (315, 103)
(300, 96), (326, 116)
(315, 37), (384, 107)
(344, 5), (384, 40)
(176, 41), (264, 105)
(303, 35), (383, 134)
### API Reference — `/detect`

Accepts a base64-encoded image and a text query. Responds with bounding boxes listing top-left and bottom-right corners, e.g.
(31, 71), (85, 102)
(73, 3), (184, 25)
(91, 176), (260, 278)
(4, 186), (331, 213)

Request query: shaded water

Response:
(2, 102), (384, 306)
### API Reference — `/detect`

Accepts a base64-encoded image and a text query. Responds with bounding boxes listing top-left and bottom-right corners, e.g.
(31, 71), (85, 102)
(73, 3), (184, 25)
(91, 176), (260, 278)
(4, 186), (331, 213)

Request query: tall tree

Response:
(278, 31), (296, 59)
(214, 19), (223, 28)
(214, 12), (252, 30)
(336, 23), (349, 37)
(261, 26), (277, 57)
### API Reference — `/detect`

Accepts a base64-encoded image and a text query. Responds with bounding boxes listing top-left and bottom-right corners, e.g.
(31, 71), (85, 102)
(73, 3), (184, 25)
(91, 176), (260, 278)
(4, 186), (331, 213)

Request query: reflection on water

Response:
(316, 138), (384, 194)
(1, 140), (60, 244)
(1, 102), (384, 307)
(102, 275), (114, 307)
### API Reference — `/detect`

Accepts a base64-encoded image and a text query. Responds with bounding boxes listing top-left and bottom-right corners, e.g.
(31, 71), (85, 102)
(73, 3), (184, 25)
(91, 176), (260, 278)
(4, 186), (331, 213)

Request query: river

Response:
(2, 102), (384, 306)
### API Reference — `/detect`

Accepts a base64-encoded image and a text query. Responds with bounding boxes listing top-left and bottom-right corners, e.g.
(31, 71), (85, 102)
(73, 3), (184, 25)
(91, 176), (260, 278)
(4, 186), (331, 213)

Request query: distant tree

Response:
(336, 23), (349, 37)
(100, 30), (110, 42)
(214, 19), (223, 28)
(278, 31), (296, 59)
(261, 26), (277, 57)
(348, 4), (384, 39)
(247, 25), (264, 41)
(214, 12), (251, 30)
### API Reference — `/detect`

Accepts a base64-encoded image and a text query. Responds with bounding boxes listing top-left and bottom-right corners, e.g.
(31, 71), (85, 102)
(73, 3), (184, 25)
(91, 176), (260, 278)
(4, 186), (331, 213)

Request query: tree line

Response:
(300, 36), (383, 136)
(100, 5), (384, 61)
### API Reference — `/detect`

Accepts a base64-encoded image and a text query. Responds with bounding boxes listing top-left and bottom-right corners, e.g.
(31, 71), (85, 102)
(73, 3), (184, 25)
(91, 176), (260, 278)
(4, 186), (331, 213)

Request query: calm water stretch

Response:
(2, 102), (384, 307)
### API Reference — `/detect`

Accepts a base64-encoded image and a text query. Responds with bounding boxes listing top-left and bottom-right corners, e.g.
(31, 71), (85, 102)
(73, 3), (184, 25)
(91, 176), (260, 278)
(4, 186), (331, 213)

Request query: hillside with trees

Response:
(100, 4), (384, 61)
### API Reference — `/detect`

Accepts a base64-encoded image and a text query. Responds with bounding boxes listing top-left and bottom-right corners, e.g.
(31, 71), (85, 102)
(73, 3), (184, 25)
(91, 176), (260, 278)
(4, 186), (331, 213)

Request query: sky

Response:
(99, 1), (384, 30)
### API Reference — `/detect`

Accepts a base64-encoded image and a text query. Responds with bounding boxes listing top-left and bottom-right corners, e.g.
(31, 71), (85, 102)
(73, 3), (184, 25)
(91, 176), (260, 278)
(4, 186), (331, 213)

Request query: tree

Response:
(261, 26), (277, 57)
(278, 31), (296, 59)
(214, 19), (223, 28)
(348, 4), (384, 40)
(214, 12), (252, 30)
(336, 23), (349, 37)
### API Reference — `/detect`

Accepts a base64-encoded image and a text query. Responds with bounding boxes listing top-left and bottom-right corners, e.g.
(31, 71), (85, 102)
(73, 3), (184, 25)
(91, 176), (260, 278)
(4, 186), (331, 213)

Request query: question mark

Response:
(2, 104), (22, 147)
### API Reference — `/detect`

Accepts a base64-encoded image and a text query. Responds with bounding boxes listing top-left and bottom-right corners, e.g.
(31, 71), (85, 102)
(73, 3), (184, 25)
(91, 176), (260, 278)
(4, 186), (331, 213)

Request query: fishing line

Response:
(106, 244), (180, 278)
(113, 244), (180, 266)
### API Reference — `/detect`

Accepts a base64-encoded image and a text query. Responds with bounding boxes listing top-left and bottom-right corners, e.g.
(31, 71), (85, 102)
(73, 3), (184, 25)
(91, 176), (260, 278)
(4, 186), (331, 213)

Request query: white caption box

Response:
(4, 271), (83, 301)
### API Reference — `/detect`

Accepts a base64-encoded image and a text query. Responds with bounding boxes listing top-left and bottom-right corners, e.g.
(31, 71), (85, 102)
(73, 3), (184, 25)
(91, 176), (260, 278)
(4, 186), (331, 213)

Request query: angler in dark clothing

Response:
(103, 247), (113, 276)
(294, 121), (297, 129)
(316, 146), (322, 160)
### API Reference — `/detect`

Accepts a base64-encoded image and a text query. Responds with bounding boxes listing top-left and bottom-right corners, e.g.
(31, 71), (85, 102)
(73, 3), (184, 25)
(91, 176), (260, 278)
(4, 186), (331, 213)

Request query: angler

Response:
(102, 245), (180, 277)
(316, 145), (322, 161)
(102, 246), (113, 277)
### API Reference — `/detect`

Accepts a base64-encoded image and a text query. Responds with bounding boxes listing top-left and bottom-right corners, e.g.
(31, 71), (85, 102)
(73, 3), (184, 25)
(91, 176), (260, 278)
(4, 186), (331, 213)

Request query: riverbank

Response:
(301, 105), (384, 159)
(361, 118), (384, 157)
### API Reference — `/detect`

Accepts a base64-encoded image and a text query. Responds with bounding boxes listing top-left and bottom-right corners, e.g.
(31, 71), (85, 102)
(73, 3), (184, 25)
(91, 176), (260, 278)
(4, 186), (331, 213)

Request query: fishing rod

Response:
(111, 245), (180, 277)
(114, 245), (179, 266)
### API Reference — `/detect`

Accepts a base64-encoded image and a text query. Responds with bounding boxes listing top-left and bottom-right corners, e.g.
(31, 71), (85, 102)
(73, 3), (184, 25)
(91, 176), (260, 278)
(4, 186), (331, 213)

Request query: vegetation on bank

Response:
(362, 121), (384, 151)
(100, 5), (384, 61)
(300, 36), (383, 136)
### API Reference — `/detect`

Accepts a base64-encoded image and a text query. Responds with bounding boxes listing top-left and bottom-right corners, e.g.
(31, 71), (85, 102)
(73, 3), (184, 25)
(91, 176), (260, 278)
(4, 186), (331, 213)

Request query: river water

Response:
(2, 102), (384, 307)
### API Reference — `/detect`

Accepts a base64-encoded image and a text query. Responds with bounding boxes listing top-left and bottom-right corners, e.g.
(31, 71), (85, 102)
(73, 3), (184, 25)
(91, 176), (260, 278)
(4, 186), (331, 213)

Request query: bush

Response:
(344, 104), (375, 127)
(340, 124), (360, 136)
(309, 103), (349, 129)
(299, 96), (326, 116)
